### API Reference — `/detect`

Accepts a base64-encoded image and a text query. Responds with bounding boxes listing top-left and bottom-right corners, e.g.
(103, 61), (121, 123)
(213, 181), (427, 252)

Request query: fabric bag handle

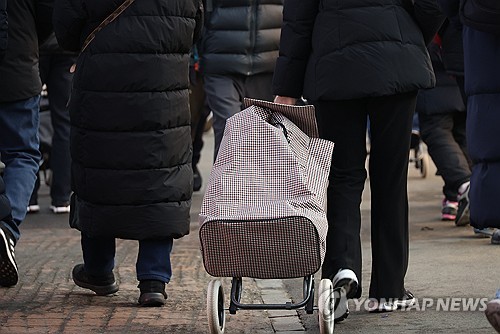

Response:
(70, 0), (135, 73)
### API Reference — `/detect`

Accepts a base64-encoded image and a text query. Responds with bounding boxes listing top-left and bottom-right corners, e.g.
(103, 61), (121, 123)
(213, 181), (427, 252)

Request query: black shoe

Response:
(0, 226), (18, 287)
(193, 166), (202, 192)
(72, 264), (118, 295)
(138, 280), (167, 307)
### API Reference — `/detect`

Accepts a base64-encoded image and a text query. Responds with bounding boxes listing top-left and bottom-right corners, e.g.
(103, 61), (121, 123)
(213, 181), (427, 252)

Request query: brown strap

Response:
(81, 0), (135, 52)
(70, 0), (135, 73)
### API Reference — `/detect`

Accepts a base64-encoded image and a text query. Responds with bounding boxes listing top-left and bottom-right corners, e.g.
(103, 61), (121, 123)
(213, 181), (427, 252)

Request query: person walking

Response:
(437, 0), (500, 330)
(199, 0), (283, 160)
(273, 0), (445, 320)
(0, 0), (53, 287)
(53, 0), (203, 306)
(437, 0), (500, 235)
(28, 33), (76, 214)
(416, 26), (472, 224)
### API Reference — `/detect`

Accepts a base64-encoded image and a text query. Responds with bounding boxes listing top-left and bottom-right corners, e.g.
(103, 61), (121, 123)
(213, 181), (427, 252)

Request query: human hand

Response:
(274, 96), (297, 105)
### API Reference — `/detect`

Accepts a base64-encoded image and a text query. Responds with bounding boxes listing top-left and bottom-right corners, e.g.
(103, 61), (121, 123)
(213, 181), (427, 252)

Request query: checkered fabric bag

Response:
(199, 99), (334, 279)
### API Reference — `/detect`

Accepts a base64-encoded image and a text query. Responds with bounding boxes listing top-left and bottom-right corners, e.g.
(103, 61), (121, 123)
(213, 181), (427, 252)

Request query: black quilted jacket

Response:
(273, 0), (445, 101)
(0, 0), (53, 102)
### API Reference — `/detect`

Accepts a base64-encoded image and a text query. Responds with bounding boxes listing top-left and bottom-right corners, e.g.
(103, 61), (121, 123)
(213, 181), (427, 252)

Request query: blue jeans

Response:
(0, 96), (41, 241)
(81, 233), (174, 283)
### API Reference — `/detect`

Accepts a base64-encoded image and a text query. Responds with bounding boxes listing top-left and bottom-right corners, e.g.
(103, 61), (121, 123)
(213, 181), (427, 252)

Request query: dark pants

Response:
(81, 233), (174, 283)
(189, 71), (210, 167)
(204, 73), (274, 160)
(315, 92), (416, 300)
(32, 53), (75, 206)
(419, 112), (471, 200)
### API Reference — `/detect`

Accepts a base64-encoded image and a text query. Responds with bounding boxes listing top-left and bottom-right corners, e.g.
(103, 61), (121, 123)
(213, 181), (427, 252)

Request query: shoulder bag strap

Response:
(70, 0), (136, 73)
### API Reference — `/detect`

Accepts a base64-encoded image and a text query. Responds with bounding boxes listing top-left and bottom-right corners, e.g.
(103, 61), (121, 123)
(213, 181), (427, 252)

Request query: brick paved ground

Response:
(0, 187), (292, 333)
(2, 131), (500, 334)
(0, 130), (307, 334)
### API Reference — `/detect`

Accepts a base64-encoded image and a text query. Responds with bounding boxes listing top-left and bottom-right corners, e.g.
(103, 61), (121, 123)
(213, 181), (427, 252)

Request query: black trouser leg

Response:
(315, 99), (368, 298)
(419, 112), (471, 200)
(367, 92), (416, 300)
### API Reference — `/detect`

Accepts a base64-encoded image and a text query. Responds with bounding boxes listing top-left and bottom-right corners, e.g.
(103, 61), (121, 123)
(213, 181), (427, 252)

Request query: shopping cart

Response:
(199, 99), (336, 334)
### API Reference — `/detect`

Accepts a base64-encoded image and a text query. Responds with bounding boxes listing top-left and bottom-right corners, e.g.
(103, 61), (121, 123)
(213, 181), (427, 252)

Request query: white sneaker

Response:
(27, 204), (40, 213)
(332, 269), (358, 322)
(367, 299), (398, 312)
(368, 289), (416, 312)
(50, 204), (70, 214)
(394, 290), (416, 309)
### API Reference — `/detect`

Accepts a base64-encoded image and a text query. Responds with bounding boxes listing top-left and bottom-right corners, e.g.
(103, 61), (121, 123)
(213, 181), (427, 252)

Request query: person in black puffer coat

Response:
(416, 26), (472, 225)
(53, 0), (203, 306)
(273, 0), (445, 319)
(199, 0), (283, 160)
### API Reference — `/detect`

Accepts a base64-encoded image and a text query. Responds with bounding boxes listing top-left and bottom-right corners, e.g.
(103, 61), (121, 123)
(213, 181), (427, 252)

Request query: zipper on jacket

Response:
(248, 0), (258, 75)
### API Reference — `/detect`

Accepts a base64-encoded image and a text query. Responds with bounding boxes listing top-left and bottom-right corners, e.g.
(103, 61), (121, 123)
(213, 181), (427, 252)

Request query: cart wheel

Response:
(318, 279), (334, 334)
(420, 153), (429, 178)
(207, 280), (225, 334)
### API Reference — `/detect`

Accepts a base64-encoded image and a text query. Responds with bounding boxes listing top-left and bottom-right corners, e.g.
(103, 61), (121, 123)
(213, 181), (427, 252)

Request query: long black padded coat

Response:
(53, 0), (203, 240)
(273, 0), (445, 101)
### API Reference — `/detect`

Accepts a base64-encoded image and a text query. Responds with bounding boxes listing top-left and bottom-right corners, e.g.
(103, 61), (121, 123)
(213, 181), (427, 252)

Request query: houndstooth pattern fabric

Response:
(199, 99), (334, 279)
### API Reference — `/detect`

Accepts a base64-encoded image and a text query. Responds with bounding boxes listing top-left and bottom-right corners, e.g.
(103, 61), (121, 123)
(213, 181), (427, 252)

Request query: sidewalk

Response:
(0, 130), (498, 333)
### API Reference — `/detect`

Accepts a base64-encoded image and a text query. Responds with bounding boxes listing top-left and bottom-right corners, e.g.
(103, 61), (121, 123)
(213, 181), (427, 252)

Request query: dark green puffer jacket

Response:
(53, 0), (203, 240)
(273, 0), (445, 101)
